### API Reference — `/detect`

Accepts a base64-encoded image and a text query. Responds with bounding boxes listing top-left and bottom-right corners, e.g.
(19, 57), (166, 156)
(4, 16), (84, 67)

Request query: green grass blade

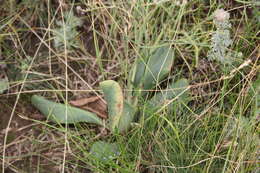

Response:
(252, 75), (260, 116)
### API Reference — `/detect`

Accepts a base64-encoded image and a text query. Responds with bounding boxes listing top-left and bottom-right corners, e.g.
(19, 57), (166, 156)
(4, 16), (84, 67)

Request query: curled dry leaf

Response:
(70, 96), (108, 119)
(69, 96), (101, 107)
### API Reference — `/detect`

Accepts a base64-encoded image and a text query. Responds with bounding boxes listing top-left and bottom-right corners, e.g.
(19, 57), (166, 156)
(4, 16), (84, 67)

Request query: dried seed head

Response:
(214, 9), (230, 22)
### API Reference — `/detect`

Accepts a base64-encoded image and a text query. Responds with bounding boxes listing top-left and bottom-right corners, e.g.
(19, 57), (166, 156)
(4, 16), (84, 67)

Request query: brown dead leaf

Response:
(83, 98), (108, 119)
(69, 96), (101, 106)
(70, 96), (108, 119)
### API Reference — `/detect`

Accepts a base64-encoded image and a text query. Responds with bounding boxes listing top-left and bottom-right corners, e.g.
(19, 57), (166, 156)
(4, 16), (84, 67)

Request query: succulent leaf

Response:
(100, 80), (124, 131)
(31, 95), (103, 125)
(148, 78), (190, 111)
(133, 46), (175, 91)
(117, 102), (135, 132)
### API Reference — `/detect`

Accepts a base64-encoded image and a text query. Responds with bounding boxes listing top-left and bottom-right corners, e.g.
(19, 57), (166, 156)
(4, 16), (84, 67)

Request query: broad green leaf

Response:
(100, 80), (124, 131)
(148, 78), (190, 111)
(133, 46), (175, 90)
(117, 102), (135, 132)
(90, 141), (120, 163)
(0, 78), (9, 94)
(143, 46), (174, 90)
(132, 59), (146, 88)
(31, 95), (103, 125)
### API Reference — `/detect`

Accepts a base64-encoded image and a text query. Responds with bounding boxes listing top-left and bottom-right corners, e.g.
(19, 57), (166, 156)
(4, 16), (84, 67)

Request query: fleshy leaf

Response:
(117, 102), (135, 132)
(0, 78), (9, 94)
(132, 59), (146, 88)
(100, 80), (124, 131)
(133, 46), (175, 90)
(148, 78), (190, 111)
(31, 95), (103, 125)
(90, 141), (120, 163)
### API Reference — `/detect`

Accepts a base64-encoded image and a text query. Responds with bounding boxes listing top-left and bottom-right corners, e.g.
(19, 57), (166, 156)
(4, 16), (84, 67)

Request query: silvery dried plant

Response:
(53, 11), (82, 49)
(208, 9), (242, 65)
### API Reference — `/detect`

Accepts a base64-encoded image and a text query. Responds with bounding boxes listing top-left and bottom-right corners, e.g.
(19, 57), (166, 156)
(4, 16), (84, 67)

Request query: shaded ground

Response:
(0, 97), (94, 172)
(0, 97), (51, 172)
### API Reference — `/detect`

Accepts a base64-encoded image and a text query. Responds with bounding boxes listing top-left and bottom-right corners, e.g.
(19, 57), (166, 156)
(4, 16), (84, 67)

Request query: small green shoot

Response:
(0, 77), (9, 94)
(53, 11), (82, 49)
(90, 141), (120, 163)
